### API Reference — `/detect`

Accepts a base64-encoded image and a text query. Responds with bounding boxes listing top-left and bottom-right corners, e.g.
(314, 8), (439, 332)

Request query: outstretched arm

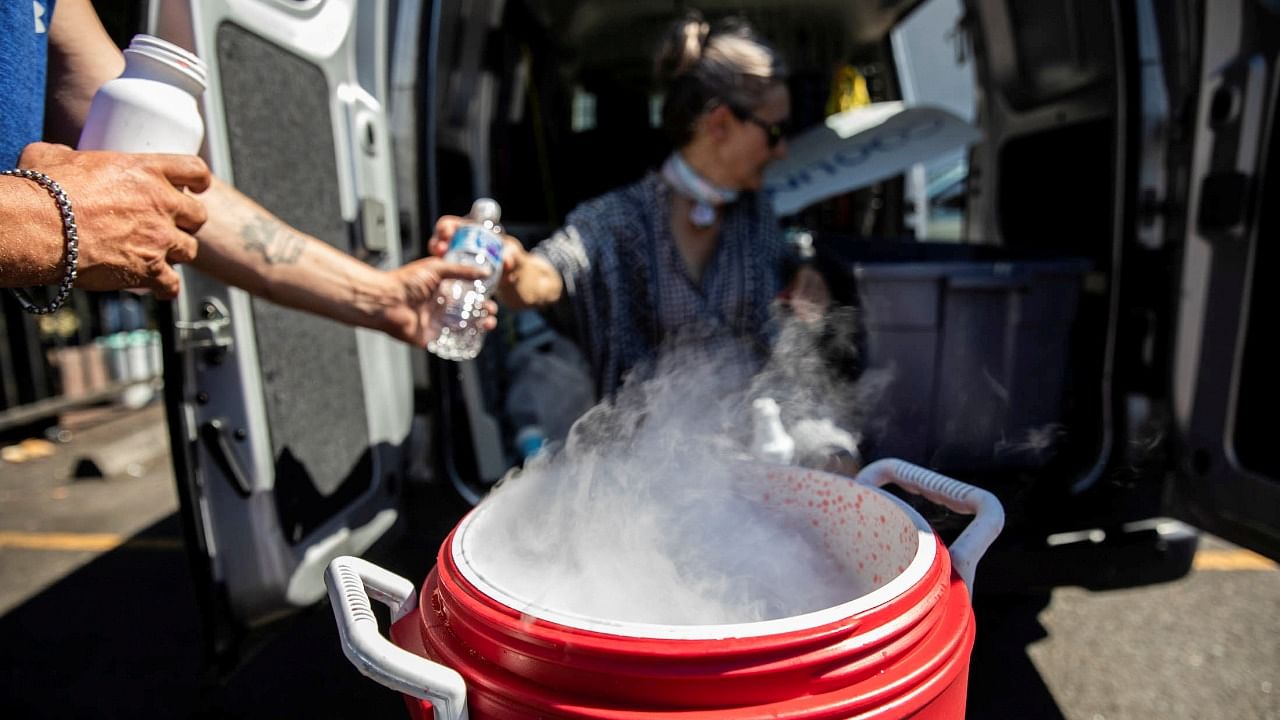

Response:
(193, 179), (493, 345)
(41, 0), (494, 343)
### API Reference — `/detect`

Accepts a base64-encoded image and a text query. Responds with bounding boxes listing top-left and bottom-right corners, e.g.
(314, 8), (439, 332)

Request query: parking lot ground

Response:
(1, 405), (1277, 719)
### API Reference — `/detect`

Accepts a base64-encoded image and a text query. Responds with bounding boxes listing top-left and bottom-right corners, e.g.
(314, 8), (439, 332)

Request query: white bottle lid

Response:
(122, 35), (208, 95)
(751, 397), (795, 465)
(78, 34), (207, 155)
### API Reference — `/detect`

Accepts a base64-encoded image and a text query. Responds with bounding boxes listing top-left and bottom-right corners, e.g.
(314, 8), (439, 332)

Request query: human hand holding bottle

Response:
(429, 216), (562, 312)
(431, 214), (536, 310)
(379, 257), (499, 347)
(424, 200), (508, 360)
(5, 142), (211, 299)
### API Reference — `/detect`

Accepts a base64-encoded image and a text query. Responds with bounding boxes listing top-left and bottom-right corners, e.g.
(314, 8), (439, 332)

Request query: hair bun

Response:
(689, 19), (711, 55)
(654, 10), (787, 149)
(655, 11), (709, 85)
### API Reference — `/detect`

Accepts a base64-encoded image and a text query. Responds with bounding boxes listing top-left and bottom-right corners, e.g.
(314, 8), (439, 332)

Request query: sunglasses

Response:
(729, 105), (790, 148)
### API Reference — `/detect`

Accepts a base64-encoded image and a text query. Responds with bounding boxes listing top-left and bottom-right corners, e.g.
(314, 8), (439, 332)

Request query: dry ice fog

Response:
(465, 307), (897, 626)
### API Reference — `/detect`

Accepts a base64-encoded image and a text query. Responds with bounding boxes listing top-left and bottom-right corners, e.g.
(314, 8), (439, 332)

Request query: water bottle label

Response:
(449, 225), (504, 268)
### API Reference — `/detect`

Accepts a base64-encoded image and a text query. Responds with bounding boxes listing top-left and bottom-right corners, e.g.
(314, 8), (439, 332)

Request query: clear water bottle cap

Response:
(470, 198), (501, 224)
(785, 227), (816, 261)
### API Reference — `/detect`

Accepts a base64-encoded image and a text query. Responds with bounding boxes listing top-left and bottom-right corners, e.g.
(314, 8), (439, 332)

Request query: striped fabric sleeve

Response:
(533, 223), (591, 300)
(531, 202), (620, 391)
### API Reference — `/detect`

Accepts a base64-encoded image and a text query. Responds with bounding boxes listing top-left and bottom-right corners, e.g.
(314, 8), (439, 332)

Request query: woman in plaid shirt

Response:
(434, 12), (828, 398)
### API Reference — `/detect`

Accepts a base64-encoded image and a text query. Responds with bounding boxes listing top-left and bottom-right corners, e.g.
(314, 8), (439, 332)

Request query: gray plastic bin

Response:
(854, 260), (1090, 470)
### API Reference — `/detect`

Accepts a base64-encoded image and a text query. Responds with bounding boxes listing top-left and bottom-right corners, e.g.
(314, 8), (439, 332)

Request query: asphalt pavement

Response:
(0, 405), (1276, 719)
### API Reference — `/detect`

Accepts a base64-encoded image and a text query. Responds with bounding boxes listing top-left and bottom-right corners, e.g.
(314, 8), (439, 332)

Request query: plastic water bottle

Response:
(78, 35), (207, 154)
(514, 425), (548, 460)
(427, 198), (504, 361)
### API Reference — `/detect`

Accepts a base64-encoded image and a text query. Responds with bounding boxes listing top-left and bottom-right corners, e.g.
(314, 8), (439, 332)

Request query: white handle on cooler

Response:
(325, 556), (469, 720)
(854, 459), (1004, 592)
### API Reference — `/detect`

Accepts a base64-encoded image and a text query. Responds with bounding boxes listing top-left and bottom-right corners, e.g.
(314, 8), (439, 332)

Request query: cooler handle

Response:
(325, 556), (469, 720)
(854, 459), (1004, 592)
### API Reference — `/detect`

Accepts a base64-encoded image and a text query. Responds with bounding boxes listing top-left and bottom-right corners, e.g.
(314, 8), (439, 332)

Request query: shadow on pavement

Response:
(0, 513), (404, 719)
(966, 592), (1067, 720)
(0, 514), (205, 718)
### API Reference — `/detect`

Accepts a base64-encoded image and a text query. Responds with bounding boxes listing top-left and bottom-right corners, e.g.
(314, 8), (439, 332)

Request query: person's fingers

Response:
(430, 216), (463, 257)
(150, 154), (213, 193)
(478, 299), (498, 331)
(165, 230), (199, 265)
(434, 215), (463, 234)
(432, 260), (488, 280)
(16, 141), (71, 167)
(501, 236), (523, 272)
(170, 190), (208, 233)
(148, 262), (183, 300)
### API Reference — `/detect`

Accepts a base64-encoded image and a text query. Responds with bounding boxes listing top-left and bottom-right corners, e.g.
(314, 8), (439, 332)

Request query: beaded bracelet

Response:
(2, 168), (79, 315)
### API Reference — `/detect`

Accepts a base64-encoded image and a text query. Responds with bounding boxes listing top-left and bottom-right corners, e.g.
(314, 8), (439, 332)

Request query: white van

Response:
(146, 0), (1279, 670)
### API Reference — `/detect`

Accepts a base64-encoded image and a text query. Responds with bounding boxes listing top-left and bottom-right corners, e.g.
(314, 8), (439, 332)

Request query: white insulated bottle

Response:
(76, 34), (207, 408)
(78, 35), (207, 154)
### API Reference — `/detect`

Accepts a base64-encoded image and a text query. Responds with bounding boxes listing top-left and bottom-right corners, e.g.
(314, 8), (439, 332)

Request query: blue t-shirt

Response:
(0, 0), (57, 167)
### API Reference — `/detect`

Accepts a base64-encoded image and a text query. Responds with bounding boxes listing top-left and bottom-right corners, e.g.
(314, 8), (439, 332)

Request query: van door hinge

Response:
(175, 298), (233, 353)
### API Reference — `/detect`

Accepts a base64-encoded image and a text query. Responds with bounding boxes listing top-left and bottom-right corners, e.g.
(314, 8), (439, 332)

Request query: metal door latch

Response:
(175, 298), (233, 352)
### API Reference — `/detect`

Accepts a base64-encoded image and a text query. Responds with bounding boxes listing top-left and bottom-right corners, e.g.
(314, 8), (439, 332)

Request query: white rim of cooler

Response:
(452, 490), (938, 640)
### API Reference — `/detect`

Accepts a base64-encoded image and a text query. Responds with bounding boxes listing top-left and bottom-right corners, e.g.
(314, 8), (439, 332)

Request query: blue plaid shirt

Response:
(534, 173), (788, 397)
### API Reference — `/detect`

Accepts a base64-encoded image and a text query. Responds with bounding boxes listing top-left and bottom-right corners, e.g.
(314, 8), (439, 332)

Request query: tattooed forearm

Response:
(241, 215), (307, 265)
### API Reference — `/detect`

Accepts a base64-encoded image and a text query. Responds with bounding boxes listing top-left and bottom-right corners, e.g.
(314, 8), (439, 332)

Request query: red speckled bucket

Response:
(328, 459), (1003, 720)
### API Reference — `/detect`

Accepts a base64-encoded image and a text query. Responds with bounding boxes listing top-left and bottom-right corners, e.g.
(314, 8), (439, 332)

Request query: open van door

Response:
(1166, 0), (1280, 561)
(963, 0), (1280, 563)
(150, 0), (418, 663)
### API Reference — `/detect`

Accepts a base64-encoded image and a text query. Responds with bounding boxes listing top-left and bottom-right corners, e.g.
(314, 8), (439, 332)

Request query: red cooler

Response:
(327, 459), (1003, 720)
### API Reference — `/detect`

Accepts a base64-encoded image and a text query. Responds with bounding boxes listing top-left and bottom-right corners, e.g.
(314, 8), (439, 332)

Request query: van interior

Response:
(426, 0), (1193, 592)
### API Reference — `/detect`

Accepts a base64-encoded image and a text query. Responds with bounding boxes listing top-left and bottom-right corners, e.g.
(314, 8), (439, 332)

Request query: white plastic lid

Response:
(751, 397), (795, 465)
(123, 34), (208, 95)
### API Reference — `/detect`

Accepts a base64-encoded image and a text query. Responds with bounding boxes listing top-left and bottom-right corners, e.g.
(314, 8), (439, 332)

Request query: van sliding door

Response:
(153, 0), (413, 657)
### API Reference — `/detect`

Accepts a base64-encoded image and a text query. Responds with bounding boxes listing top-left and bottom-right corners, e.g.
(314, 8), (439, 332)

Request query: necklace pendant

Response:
(690, 201), (716, 228)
